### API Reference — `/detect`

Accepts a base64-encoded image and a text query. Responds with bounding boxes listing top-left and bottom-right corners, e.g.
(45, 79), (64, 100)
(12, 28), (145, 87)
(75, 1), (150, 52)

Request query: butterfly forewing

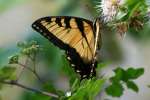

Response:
(32, 16), (98, 78)
(32, 16), (95, 63)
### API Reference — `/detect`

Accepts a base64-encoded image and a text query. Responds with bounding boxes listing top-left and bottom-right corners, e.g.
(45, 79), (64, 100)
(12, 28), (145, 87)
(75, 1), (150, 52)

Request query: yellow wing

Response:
(32, 16), (95, 63)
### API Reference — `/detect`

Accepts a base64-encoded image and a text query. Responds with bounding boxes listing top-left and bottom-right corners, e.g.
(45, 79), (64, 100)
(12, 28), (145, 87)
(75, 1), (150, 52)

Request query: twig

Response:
(17, 63), (43, 83)
(16, 58), (29, 81)
(32, 52), (36, 72)
(0, 80), (59, 98)
(31, 52), (44, 83)
(18, 63), (33, 72)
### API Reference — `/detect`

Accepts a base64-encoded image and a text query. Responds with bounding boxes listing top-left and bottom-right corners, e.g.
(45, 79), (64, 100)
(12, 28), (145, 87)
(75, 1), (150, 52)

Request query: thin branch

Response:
(0, 80), (59, 98)
(31, 52), (44, 83)
(32, 52), (36, 72)
(18, 63), (33, 72)
(33, 71), (44, 83)
(17, 62), (43, 83)
(32, 53), (44, 83)
(16, 58), (29, 81)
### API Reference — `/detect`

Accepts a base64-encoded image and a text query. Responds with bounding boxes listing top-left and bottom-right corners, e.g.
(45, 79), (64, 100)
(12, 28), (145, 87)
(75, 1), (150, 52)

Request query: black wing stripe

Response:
(55, 18), (63, 27)
(64, 17), (71, 28)
(44, 17), (52, 23)
(75, 18), (93, 55)
(75, 18), (85, 35)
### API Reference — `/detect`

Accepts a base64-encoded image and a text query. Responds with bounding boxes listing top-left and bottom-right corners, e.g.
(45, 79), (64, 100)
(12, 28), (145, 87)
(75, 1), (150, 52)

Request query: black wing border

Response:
(32, 16), (95, 78)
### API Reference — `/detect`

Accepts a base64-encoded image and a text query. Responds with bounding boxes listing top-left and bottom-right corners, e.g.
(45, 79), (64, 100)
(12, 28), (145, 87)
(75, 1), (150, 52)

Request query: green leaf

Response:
(105, 82), (124, 97)
(68, 78), (105, 100)
(71, 79), (80, 93)
(126, 68), (144, 79)
(107, 67), (144, 97)
(0, 66), (16, 80)
(126, 81), (139, 92)
(89, 78), (106, 96)
(110, 68), (125, 82)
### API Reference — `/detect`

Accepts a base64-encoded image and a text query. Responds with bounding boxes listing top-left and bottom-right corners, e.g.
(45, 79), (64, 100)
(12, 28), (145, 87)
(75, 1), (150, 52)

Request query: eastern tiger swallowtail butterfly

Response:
(32, 16), (102, 79)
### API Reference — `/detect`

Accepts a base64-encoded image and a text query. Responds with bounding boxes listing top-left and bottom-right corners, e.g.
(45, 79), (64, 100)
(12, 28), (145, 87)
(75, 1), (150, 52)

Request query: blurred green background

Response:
(0, 0), (150, 100)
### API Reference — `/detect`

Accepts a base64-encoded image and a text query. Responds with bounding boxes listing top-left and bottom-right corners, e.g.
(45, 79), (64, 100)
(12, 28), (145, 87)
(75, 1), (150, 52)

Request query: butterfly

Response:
(32, 16), (102, 79)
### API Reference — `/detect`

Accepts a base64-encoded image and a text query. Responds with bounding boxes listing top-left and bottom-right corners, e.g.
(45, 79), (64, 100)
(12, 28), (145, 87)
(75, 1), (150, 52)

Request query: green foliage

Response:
(105, 67), (144, 97)
(68, 78), (105, 100)
(125, 0), (147, 18)
(0, 66), (16, 90)
(126, 81), (138, 92)
(0, 66), (16, 81)
(106, 82), (124, 97)
(125, 68), (144, 80)
(117, 0), (148, 21)
(110, 0), (150, 39)
(0, 40), (41, 91)
(17, 40), (40, 56)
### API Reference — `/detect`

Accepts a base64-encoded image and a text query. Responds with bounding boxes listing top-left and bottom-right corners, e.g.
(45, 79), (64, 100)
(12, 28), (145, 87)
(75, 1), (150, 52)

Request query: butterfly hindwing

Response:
(32, 16), (97, 78)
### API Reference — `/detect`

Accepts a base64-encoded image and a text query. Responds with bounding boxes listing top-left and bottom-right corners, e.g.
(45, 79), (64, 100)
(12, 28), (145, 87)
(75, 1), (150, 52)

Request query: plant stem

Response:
(18, 63), (43, 83)
(0, 80), (59, 98)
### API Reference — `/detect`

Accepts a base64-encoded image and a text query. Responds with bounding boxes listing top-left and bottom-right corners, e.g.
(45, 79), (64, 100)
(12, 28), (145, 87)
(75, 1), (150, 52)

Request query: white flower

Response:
(65, 91), (71, 97)
(96, 0), (121, 22)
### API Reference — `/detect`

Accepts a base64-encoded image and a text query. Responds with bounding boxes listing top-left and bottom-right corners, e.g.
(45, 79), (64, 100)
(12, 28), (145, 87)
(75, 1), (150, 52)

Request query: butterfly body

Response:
(32, 16), (101, 79)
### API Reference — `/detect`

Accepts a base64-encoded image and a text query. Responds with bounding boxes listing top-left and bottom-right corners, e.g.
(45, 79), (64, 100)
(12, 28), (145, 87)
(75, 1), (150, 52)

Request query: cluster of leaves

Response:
(110, 0), (149, 37)
(8, 40), (40, 64)
(106, 67), (144, 97)
(17, 40), (40, 56)
(66, 78), (105, 100)
(0, 40), (41, 88)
